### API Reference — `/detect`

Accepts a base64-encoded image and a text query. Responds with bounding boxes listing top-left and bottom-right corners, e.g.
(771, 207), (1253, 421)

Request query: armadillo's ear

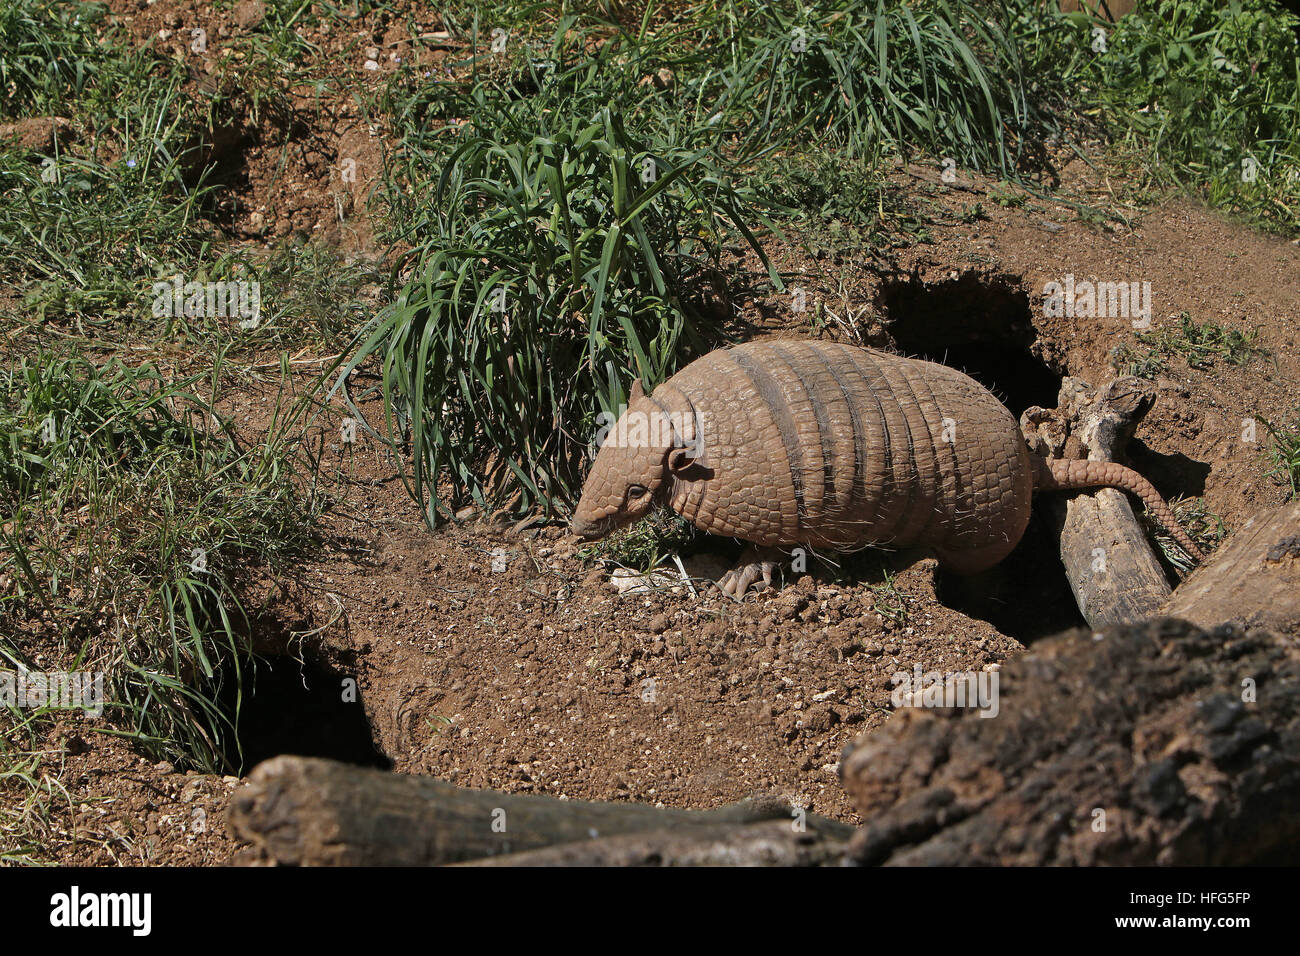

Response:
(629, 378), (645, 403)
(666, 447), (713, 482)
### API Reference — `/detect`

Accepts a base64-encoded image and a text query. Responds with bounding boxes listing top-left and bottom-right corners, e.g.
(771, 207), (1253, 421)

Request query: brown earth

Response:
(12, 2), (1300, 866)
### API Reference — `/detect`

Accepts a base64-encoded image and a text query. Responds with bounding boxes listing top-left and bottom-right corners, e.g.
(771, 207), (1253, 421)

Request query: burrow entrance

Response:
(880, 271), (1060, 417)
(214, 648), (392, 776)
(877, 271), (1084, 641)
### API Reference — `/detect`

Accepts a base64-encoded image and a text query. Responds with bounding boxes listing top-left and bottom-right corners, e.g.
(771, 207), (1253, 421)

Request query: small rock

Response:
(609, 567), (676, 595)
(233, 0), (266, 30)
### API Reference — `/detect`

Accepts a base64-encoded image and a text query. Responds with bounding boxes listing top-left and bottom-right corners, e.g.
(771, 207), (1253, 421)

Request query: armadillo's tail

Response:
(1034, 457), (1205, 563)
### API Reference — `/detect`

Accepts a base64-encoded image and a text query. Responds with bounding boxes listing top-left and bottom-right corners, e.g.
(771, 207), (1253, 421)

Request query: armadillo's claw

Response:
(717, 550), (782, 600)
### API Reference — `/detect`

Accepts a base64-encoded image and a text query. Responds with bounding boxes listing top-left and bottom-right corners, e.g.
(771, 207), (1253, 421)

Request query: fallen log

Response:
(229, 755), (855, 866)
(1162, 502), (1300, 636)
(839, 497), (1300, 865)
(1021, 377), (1176, 628)
(459, 818), (850, 867)
(838, 617), (1300, 865)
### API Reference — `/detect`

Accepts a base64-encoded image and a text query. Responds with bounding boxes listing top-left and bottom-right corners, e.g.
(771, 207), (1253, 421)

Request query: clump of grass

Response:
(349, 24), (778, 521)
(987, 182), (1029, 208)
(1258, 412), (1300, 498)
(578, 509), (700, 572)
(0, 141), (214, 330)
(243, 243), (384, 351)
(0, 351), (321, 772)
(1033, 0), (1300, 233)
(1110, 342), (1169, 380)
(435, 0), (569, 42)
(705, 0), (1057, 176)
(1140, 313), (1264, 368)
(0, 0), (114, 118)
(1145, 496), (1226, 572)
(753, 149), (929, 260)
(0, 713), (76, 865)
(868, 568), (910, 626)
(1112, 313), (1264, 377)
(0, 1), (216, 330)
(141, 242), (384, 354)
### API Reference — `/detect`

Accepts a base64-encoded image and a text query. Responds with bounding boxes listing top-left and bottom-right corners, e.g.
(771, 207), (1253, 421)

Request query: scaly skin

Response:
(571, 339), (1201, 596)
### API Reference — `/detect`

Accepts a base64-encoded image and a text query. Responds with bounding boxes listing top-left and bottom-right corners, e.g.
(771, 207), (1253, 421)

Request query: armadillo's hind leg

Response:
(717, 545), (785, 600)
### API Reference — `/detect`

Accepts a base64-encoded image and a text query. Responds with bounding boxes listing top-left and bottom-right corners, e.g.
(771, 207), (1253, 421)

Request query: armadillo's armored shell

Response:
(647, 340), (1035, 572)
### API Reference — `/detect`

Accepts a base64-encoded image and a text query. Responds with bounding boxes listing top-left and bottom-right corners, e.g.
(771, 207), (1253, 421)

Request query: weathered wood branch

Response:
(839, 617), (1300, 865)
(458, 818), (850, 866)
(1162, 502), (1300, 636)
(838, 500), (1300, 865)
(1022, 376), (1174, 627)
(229, 755), (854, 866)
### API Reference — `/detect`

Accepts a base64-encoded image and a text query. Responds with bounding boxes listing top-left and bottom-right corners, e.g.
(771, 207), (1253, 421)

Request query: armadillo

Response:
(570, 339), (1203, 596)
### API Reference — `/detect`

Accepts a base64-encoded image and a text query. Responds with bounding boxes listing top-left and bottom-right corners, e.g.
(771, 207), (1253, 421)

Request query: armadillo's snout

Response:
(568, 513), (611, 540)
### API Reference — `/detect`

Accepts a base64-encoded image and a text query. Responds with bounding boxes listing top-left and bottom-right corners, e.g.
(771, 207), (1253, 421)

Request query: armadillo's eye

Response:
(627, 484), (649, 500)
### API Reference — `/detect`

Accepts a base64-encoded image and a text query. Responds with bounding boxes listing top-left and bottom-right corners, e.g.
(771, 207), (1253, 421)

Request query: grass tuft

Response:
(1258, 412), (1300, 498)
(578, 509), (700, 572)
(1145, 495), (1226, 572)
(1112, 312), (1264, 378)
(1031, 0), (1300, 233)
(0, 352), (322, 773)
(348, 25), (780, 520)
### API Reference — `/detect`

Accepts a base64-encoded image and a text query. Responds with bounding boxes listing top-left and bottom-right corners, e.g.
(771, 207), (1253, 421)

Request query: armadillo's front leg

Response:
(717, 546), (784, 600)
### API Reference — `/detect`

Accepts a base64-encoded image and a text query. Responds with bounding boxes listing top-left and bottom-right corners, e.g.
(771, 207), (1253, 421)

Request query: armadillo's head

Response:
(569, 379), (707, 540)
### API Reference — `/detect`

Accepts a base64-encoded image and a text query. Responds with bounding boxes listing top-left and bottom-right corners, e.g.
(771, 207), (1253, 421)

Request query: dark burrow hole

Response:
(181, 94), (314, 230)
(215, 651), (391, 775)
(181, 116), (255, 225)
(877, 271), (1084, 641)
(879, 271), (1060, 418)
